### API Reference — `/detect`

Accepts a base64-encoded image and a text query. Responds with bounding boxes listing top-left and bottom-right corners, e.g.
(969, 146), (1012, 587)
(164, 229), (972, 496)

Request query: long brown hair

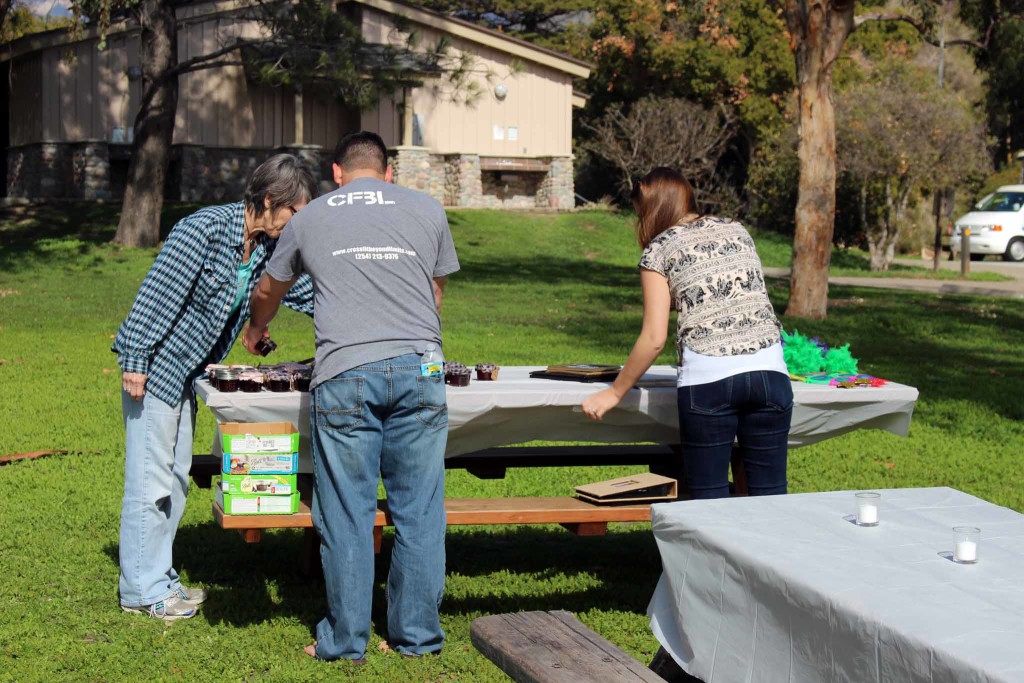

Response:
(631, 167), (698, 248)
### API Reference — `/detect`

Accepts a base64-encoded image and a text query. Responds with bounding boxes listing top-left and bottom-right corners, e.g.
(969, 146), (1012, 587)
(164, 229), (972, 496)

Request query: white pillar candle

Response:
(857, 504), (878, 525)
(954, 540), (977, 563)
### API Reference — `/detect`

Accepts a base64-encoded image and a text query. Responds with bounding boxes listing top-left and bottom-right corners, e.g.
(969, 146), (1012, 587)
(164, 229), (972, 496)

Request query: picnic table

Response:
(647, 487), (1024, 683)
(193, 367), (919, 554)
(195, 366), (919, 469)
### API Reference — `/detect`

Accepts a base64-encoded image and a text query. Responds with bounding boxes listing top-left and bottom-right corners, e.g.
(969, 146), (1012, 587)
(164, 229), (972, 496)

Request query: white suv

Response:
(950, 185), (1024, 261)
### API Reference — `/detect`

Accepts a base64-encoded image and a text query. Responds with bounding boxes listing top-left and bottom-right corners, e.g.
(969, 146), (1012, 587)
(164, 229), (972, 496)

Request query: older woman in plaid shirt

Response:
(112, 154), (317, 619)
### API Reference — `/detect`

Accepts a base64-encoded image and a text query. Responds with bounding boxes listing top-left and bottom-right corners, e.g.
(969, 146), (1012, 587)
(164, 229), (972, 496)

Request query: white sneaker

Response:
(175, 585), (208, 605)
(121, 594), (197, 621)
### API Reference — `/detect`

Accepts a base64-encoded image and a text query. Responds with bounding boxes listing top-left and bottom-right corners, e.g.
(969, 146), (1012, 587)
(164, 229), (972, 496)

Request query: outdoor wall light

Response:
(126, 66), (143, 81)
(494, 83), (509, 101)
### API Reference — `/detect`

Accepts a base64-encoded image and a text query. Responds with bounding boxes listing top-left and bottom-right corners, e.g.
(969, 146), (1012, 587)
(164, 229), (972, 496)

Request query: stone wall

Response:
(7, 143), (576, 209)
(537, 156), (575, 209)
(8, 141), (114, 200)
(389, 147), (447, 204)
(447, 154), (481, 207)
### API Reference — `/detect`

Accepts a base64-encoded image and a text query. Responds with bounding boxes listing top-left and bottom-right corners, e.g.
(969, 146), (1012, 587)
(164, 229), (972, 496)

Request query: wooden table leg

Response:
(560, 522), (608, 536)
(239, 529), (262, 543)
(373, 527), (383, 554)
(650, 445), (688, 500)
(302, 527), (321, 577)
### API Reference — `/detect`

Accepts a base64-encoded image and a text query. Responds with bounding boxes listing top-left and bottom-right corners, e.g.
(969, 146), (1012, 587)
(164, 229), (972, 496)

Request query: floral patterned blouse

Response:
(638, 216), (781, 361)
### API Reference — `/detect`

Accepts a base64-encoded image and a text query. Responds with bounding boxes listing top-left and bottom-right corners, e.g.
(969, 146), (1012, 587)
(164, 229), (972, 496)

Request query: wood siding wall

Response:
(10, 55), (43, 145)
(361, 7), (573, 157)
(15, 3), (573, 155)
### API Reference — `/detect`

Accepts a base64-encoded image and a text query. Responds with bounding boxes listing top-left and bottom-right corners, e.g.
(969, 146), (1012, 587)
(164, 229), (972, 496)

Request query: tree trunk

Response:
(870, 180), (893, 272)
(111, 0), (178, 248)
(783, 1), (856, 319)
(867, 236), (886, 271)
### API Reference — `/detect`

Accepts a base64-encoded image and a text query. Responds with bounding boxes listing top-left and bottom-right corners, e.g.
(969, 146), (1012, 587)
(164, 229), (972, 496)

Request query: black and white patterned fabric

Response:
(639, 216), (781, 361)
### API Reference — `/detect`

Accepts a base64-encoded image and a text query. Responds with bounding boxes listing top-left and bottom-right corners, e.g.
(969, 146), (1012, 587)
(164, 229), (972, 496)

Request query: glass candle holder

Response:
(952, 526), (980, 564)
(855, 492), (881, 527)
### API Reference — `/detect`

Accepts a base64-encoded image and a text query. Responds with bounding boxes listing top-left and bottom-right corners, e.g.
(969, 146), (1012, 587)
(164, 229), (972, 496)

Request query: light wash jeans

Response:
(310, 353), (448, 660)
(118, 387), (196, 607)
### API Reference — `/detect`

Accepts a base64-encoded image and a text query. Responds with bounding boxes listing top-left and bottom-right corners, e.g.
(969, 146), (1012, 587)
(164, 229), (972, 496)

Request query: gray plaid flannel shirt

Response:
(112, 202), (314, 406)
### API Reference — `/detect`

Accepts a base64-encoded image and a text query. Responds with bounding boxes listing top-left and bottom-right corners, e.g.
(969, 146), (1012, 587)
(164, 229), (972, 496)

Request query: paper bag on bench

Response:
(574, 473), (677, 505)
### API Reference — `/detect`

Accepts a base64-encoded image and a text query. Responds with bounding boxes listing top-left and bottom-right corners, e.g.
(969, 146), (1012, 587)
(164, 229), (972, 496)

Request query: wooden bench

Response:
(213, 495), (653, 549)
(470, 610), (668, 682)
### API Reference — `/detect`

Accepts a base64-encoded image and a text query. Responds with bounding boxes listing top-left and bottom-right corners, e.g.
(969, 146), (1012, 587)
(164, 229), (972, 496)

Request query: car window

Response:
(975, 192), (1024, 212)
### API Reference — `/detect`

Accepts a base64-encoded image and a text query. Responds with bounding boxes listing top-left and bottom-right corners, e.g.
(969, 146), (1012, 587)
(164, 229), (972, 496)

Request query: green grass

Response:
(747, 227), (1011, 281)
(2, 204), (1023, 681)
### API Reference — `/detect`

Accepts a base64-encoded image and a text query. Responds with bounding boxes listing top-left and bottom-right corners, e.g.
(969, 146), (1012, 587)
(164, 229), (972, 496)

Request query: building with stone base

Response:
(0, 0), (590, 208)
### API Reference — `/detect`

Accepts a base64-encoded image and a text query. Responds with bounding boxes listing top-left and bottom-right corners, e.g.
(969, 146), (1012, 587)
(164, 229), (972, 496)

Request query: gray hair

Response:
(244, 154), (317, 217)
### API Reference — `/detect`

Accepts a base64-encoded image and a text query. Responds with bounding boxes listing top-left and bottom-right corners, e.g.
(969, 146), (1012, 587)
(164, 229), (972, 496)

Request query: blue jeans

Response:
(310, 353), (448, 660)
(677, 371), (793, 499)
(118, 387), (196, 607)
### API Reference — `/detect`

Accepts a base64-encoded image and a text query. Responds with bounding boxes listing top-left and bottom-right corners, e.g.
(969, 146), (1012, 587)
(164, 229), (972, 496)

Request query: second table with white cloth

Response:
(648, 487), (1024, 683)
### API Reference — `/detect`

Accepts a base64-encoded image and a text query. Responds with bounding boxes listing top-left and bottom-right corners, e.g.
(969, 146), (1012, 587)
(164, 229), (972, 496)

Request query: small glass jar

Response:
(215, 368), (240, 393)
(449, 369), (472, 387)
(294, 373), (311, 392)
(267, 373), (292, 392)
(855, 492), (880, 527)
(238, 371), (263, 393)
(952, 526), (980, 564)
(475, 363), (500, 381)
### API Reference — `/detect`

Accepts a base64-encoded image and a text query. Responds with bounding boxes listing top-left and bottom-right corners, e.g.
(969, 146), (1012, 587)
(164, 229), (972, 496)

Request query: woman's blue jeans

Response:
(310, 354), (448, 661)
(118, 387), (196, 607)
(677, 370), (793, 499)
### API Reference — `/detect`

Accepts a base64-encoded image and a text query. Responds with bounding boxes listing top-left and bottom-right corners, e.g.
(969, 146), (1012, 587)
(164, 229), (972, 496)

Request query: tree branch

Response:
(854, 12), (995, 50)
(166, 38), (265, 78)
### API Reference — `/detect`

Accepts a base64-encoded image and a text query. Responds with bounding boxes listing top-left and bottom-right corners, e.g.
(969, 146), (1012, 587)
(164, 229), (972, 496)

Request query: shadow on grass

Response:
(102, 523), (661, 631)
(0, 202), (201, 271)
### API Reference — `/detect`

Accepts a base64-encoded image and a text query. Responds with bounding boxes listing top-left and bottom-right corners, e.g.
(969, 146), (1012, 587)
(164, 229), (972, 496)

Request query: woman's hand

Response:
(581, 388), (622, 421)
(122, 372), (147, 402)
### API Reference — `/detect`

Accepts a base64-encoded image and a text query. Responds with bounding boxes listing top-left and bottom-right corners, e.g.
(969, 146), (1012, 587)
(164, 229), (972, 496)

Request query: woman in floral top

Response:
(582, 167), (792, 499)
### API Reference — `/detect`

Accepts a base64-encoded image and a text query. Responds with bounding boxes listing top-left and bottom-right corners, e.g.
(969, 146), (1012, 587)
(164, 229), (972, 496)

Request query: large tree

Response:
(68, 0), (478, 248)
(776, 0), (1001, 318)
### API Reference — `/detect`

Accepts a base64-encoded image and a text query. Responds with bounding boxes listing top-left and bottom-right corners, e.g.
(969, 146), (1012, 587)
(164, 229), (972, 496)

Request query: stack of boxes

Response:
(215, 421), (300, 515)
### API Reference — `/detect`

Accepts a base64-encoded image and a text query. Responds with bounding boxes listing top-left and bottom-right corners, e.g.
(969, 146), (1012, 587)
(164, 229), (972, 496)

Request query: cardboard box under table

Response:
(216, 488), (300, 515)
(575, 473), (677, 505)
(220, 421), (299, 475)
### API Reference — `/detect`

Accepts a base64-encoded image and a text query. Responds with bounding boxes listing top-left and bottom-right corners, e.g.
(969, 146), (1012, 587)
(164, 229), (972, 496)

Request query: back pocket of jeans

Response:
(315, 377), (364, 433)
(688, 377), (733, 415)
(762, 372), (794, 411)
(416, 374), (448, 428)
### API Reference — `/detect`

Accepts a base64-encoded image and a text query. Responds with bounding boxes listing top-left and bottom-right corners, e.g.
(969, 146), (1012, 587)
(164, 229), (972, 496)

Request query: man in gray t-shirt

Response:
(245, 132), (458, 663)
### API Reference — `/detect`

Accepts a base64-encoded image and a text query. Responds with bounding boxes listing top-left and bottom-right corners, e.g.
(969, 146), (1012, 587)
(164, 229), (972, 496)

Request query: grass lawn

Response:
(748, 228), (1011, 281)
(1, 204), (1022, 681)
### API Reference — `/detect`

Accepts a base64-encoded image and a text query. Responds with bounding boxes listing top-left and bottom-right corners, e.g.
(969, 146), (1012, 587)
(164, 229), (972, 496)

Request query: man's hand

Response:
(243, 323), (269, 355)
(122, 372), (148, 402)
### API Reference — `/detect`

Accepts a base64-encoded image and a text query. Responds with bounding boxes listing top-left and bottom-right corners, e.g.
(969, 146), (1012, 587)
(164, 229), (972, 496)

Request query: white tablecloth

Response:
(648, 487), (1024, 683)
(195, 366), (918, 472)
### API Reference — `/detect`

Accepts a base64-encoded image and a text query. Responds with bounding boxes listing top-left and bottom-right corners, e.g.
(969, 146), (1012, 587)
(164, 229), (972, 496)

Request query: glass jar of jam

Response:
(215, 368), (240, 392)
(267, 373), (292, 392)
(238, 371), (263, 393)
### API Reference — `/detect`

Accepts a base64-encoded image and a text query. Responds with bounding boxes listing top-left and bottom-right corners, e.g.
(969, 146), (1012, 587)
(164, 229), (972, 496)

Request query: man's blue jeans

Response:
(310, 353), (448, 660)
(119, 387), (195, 607)
(677, 370), (793, 499)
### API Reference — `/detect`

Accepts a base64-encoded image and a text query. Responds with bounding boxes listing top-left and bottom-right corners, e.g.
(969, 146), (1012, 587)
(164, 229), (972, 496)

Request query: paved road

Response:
(763, 258), (1024, 299)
